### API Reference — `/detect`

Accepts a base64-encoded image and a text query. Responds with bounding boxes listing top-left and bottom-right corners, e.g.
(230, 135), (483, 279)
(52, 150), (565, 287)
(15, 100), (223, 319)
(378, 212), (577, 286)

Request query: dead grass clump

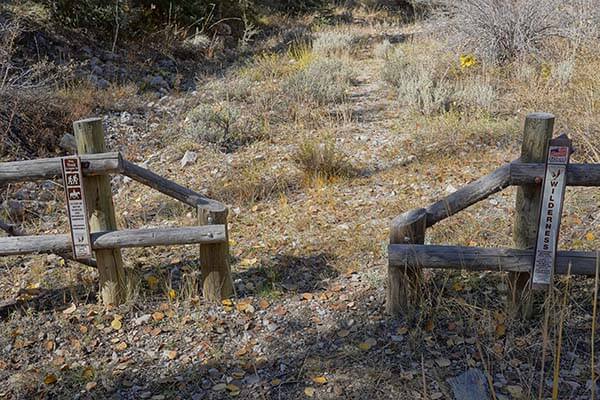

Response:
(0, 89), (81, 160)
(285, 57), (354, 105)
(212, 162), (301, 205)
(409, 112), (520, 157)
(295, 137), (355, 181)
(184, 101), (267, 152)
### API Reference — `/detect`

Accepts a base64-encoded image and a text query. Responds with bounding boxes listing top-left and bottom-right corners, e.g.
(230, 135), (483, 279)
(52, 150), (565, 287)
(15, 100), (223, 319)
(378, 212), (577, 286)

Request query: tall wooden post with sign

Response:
(509, 112), (554, 317)
(73, 118), (125, 305)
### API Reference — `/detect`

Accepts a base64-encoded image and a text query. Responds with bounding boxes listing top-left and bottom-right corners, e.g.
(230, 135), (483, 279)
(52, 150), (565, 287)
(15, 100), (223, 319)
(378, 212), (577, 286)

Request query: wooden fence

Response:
(0, 118), (232, 305)
(387, 112), (600, 315)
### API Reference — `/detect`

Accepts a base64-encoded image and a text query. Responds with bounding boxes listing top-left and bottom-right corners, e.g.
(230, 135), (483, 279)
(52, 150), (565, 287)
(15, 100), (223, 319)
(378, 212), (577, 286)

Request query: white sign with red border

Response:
(61, 156), (93, 259)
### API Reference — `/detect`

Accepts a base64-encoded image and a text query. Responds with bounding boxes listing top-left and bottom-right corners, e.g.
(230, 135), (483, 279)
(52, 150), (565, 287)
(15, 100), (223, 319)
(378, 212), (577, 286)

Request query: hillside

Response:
(2, 1), (600, 399)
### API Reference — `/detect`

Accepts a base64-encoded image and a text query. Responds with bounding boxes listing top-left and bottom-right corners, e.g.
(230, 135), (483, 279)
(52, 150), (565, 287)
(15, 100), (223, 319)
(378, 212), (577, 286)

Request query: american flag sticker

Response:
(548, 146), (569, 164)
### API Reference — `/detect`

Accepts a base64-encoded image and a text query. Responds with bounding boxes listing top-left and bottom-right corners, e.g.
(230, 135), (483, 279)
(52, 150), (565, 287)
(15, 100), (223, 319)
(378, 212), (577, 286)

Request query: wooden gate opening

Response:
(387, 113), (600, 316)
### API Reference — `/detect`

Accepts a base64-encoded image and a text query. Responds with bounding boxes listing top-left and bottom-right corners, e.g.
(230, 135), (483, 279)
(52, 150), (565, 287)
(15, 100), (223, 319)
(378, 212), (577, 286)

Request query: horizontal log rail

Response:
(0, 225), (227, 257)
(0, 152), (122, 184)
(423, 163), (511, 228)
(121, 160), (226, 213)
(389, 244), (599, 276)
(0, 152), (227, 214)
(510, 162), (600, 186)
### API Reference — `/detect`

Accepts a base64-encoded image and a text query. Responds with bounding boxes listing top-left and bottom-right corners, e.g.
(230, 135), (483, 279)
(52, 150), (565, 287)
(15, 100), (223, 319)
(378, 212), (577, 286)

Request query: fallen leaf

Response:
(495, 323), (506, 337)
(165, 350), (177, 360)
(212, 383), (227, 392)
(304, 387), (315, 397)
(222, 299), (234, 307)
(111, 318), (122, 331)
(312, 376), (327, 385)
(146, 275), (159, 289)
(226, 383), (240, 395)
(337, 329), (350, 338)
(435, 358), (451, 367)
(85, 381), (97, 391)
(116, 342), (128, 351)
(240, 258), (257, 267)
(63, 303), (76, 314)
(259, 299), (270, 309)
(271, 379), (282, 385)
(506, 385), (524, 399)
(44, 374), (57, 384)
(82, 367), (94, 380)
(358, 342), (372, 351)
(397, 326), (408, 335)
(150, 327), (161, 336)
(45, 340), (55, 352)
(424, 320), (434, 332)
(168, 289), (177, 300)
(586, 232), (596, 241)
(302, 293), (313, 301)
(152, 312), (164, 321)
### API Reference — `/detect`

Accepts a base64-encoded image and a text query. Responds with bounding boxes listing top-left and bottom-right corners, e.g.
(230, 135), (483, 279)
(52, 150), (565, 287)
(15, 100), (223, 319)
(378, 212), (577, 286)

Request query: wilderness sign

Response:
(61, 156), (93, 259)
(531, 134), (572, 289)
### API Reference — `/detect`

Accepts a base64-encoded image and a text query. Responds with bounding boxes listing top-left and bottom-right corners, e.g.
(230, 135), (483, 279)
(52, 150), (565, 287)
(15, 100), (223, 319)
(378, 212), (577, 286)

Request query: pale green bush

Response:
(312, 31), (355, 55)
(285, 57), (353, 104)
(455, 78), (497, 112)
(184, 101), (265, 151)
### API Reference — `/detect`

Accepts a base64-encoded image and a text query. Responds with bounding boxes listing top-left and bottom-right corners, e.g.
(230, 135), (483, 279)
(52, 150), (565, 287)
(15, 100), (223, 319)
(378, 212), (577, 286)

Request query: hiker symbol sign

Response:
(61, 156), (93, 259)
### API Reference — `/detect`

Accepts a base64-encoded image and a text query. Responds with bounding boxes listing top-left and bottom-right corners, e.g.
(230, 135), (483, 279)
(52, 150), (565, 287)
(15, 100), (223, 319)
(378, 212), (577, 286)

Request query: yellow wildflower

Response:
(459, 54), (478, 69)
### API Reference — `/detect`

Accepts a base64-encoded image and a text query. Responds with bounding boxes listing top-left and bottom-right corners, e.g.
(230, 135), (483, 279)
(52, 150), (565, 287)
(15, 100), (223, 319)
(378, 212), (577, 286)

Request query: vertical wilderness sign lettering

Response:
(61, 156), (93, 259)
(531, 134), (572, 289)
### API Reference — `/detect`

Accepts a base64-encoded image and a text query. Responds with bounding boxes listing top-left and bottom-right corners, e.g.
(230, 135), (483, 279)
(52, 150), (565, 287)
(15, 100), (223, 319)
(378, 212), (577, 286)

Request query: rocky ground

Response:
(2, 10), (600, 400)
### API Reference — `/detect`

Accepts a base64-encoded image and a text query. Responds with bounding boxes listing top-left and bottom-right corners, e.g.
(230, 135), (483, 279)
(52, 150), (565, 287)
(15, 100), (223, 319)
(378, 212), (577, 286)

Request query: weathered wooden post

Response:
(387, 208), (427, 314)
(73, 118), (126, 305)
(198, 207), (234, 301)
(509, 112), (554, 316)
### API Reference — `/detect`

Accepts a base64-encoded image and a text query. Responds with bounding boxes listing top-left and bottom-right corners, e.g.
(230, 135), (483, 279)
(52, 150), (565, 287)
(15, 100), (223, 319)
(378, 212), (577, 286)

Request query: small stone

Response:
(505, 385), (523, 399)
(435, 358), (452, 368)
(134, 314), (152, 326)
(59, 133), (77, 151)
(181, 151), (198, 168)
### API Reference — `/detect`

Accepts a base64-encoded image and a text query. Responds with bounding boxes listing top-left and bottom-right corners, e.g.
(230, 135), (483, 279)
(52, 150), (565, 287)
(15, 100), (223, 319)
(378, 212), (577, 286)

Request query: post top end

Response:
(73, 117), (103, 125)
(526, 112), (555, 120)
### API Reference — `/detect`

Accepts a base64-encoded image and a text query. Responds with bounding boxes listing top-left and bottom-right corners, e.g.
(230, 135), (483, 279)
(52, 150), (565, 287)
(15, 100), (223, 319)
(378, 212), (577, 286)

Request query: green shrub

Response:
(184, 101), (266, 152)
(312, 31), (355, 55)
(285, 57), (353, 104)
(382, 47), (454, 115)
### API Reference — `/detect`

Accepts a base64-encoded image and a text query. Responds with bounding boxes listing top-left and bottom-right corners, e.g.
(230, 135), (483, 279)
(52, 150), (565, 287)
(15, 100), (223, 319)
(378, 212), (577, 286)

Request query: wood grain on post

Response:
(509, 112), (554, 316)
(387, 208), (427, 315)
(198, 207), (234, 301)
(73, 118), (125, 305)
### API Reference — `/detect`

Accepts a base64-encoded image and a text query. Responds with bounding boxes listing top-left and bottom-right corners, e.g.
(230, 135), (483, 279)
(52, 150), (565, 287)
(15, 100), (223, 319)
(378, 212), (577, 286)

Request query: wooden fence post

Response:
(509, 112), (554, 317)
(198, 207), (234, 301)
(73, 118), (125, 305)
(387, 208), (427, 315)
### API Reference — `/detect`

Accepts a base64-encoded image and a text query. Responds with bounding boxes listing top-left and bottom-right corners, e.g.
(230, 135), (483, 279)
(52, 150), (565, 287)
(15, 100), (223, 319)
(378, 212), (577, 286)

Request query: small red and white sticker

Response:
(61, 156), (93, 259)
